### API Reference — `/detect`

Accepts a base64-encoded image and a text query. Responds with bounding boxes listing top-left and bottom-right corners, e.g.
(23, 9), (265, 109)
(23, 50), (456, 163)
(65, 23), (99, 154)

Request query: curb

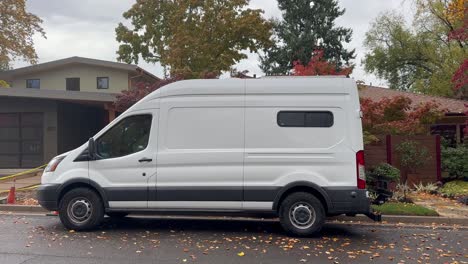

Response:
(0, 205), (466, 226)
(330, 214), (468, 226)
(0, 204), (48, 213)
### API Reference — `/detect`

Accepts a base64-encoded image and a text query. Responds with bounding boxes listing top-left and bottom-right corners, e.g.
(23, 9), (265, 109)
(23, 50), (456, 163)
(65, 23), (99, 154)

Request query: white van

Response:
(38, 77), (380, 236)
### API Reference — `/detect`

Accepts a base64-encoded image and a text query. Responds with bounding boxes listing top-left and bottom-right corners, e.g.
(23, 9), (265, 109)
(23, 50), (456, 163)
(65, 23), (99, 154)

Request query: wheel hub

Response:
(68, 198), (92, 224)
(289, 203), (316, 229)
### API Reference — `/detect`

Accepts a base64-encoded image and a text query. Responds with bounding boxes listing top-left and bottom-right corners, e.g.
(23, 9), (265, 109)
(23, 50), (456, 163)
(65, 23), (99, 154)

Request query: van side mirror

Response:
(88, 138), (96, 160)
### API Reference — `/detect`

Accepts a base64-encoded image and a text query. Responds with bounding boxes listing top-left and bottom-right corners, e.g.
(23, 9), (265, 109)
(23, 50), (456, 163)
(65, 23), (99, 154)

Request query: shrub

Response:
(413, 182), (438, 194)
(395, 140), (430, 183)
(390, 183), (412, 203)
(439, 180), (468, 197)
(457, 196), (468, 205)
(371, 163), (401, 181)
(366, 163), (400, 194)
(441, 145), (468, 181)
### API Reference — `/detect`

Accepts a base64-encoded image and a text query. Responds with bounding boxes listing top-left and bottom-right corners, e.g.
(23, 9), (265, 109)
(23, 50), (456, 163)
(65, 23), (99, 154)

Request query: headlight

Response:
(45, 156), (66, 172)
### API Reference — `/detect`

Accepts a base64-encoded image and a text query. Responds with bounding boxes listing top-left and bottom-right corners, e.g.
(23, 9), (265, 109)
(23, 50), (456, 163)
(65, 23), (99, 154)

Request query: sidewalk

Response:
(0, 174), (41, 192)
(410, 192), (468, 218)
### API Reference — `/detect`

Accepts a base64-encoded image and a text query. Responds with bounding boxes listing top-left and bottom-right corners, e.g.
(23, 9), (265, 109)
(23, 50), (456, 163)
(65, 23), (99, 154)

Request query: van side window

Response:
(96, 115), (152, 159)
(277, 111), (333, 127)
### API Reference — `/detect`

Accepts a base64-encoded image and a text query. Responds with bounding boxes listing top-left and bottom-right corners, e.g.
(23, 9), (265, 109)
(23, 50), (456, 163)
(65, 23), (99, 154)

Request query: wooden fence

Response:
(364, 135), (441, 186)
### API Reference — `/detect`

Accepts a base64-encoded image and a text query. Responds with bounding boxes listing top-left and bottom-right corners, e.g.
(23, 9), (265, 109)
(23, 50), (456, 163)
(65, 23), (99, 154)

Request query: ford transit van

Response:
(38, 77), (380, 236)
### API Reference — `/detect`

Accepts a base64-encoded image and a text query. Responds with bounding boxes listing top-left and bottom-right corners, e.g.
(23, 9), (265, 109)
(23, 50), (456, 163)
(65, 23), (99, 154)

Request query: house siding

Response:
(10, 64), (129, 93)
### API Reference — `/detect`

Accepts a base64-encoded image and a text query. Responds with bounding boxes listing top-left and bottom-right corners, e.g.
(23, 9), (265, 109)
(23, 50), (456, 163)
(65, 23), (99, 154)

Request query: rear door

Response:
(89, 110), (158, 209)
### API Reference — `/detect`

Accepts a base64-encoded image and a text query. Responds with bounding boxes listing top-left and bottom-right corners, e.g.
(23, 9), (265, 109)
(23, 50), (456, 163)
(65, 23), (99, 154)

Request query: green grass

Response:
(371, 202), (439, 216)
(439, 180), (468, 197)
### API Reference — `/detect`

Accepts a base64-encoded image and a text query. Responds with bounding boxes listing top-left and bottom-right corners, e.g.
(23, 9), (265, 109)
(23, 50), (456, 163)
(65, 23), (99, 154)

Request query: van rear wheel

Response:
(58, 187), (104, 231)
(279, 192), (325, 237)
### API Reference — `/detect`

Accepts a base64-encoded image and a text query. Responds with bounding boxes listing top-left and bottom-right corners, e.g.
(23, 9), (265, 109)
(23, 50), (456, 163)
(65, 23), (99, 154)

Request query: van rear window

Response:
(277, 111), (333, 127)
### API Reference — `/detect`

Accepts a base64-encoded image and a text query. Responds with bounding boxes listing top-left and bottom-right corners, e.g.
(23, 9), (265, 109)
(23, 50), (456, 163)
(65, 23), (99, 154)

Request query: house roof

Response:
(359, 86), (467, 113)
(0, 56), (160, 81)
(0, 87), (117, 103)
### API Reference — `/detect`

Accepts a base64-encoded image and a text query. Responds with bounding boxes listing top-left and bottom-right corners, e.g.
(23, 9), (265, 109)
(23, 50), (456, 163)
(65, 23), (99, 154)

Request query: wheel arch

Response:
(273, 181), (332, 213)
(57, 178), (109, 209)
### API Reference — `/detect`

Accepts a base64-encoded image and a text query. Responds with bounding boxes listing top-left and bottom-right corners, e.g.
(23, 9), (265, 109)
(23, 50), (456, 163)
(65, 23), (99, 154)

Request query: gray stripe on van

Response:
(104, 186), (282, 202)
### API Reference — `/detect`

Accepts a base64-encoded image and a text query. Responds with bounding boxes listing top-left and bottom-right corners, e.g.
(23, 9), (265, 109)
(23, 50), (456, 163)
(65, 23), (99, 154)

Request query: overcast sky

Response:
(16, 0), (414, 87)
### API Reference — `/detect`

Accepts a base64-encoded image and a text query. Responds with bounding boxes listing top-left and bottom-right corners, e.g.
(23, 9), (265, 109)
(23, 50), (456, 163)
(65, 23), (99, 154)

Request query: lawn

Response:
(439, 180), (468, 197)
(372, 202), (439, 216)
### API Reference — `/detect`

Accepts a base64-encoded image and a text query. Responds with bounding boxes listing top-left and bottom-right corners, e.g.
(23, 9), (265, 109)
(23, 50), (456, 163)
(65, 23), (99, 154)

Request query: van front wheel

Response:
(279, 192), (325, 237)
(58, 188), (104, 231)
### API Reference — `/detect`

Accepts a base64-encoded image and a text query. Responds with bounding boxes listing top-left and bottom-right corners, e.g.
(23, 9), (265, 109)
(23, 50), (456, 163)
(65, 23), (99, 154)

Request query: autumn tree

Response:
(114, 78), (183, 112)
(115, 0), (272, 78)
(260, 0), (355, 75)
(363, 0), (466, 99)
(292, 49), (353, 76)
(360, 95), (444, 143)
(0, 0), (45, 67)
(445, 0), (467, 98)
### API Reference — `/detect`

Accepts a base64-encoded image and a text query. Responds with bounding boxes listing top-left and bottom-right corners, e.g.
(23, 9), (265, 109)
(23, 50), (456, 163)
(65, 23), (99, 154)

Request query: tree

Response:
(452, 59), (468, 92)
(260, 0), (355, 75)
(360, 95), (444, 142)
(363, 1), (466, 99)
(292, 49), (353, 76)
(444, 0), (467, 98)
(0, 62), (10, 88)
(115, 78), (181, 112)
(0, 0), (45, 68)
(395, 140), (430, 183)
(115, 0), (272, 78)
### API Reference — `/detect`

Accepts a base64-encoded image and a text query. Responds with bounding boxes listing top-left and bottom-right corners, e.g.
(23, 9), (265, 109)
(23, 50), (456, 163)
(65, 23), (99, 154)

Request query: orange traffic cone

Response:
(7, 186), (15, 204)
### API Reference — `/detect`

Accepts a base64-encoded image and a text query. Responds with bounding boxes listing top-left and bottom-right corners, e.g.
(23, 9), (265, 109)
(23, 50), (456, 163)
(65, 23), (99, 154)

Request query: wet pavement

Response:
(0, 214), (466, 264)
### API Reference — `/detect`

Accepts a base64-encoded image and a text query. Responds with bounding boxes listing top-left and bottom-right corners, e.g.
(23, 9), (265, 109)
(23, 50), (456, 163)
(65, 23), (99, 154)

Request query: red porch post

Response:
(436, 135), (442, 181)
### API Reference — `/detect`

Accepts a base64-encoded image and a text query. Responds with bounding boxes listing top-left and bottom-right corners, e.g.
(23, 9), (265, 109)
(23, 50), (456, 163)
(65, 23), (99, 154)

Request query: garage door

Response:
(0, 113), (43, 168)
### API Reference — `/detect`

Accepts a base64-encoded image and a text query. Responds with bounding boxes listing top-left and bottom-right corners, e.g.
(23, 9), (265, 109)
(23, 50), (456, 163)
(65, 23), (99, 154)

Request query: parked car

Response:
(37, 77), (380, 236)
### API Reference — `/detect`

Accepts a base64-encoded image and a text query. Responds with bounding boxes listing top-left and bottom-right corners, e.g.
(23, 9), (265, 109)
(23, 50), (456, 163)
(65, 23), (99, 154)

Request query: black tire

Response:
(58, 187), (104, 231)
(107, 212), (129, 218)
(279, 192), (325, 237)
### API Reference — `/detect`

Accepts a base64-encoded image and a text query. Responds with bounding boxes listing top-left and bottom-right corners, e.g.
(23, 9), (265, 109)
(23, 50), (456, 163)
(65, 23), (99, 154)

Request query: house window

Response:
(66, 78), (80, 91)
(277, 111), (334, 127)
(97, 77), (109, 89)
(26, 79), (40, 89)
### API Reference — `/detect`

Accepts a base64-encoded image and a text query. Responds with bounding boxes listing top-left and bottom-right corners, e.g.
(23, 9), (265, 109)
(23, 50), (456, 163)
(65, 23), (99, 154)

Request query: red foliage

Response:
(114, 77), (182, 112)
(448, 8), (467, 93)
(361, 95), (444, 136)
(452, 59), (468, 91)
(292, 50), (353, 76)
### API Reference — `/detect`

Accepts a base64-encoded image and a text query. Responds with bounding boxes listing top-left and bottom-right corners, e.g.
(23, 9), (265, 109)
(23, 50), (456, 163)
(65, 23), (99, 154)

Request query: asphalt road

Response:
(0, 214), (466, 264)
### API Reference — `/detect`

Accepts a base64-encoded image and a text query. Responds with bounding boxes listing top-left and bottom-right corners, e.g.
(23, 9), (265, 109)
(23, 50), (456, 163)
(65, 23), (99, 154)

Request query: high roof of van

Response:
(145, 77), (355, 100)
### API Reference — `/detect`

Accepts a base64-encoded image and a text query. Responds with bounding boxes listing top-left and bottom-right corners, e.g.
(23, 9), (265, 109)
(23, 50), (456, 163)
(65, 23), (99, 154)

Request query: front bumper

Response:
(37, 184), (61, 211)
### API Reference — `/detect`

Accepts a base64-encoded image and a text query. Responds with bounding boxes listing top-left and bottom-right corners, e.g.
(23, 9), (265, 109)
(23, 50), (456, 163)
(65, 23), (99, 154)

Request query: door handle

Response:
(138, 158), (152, 163)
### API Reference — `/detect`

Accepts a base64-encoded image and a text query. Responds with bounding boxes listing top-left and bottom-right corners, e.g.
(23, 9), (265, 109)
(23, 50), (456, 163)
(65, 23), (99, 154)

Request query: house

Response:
(359, 86), (467, 146)
(0, 57), (159, 168)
